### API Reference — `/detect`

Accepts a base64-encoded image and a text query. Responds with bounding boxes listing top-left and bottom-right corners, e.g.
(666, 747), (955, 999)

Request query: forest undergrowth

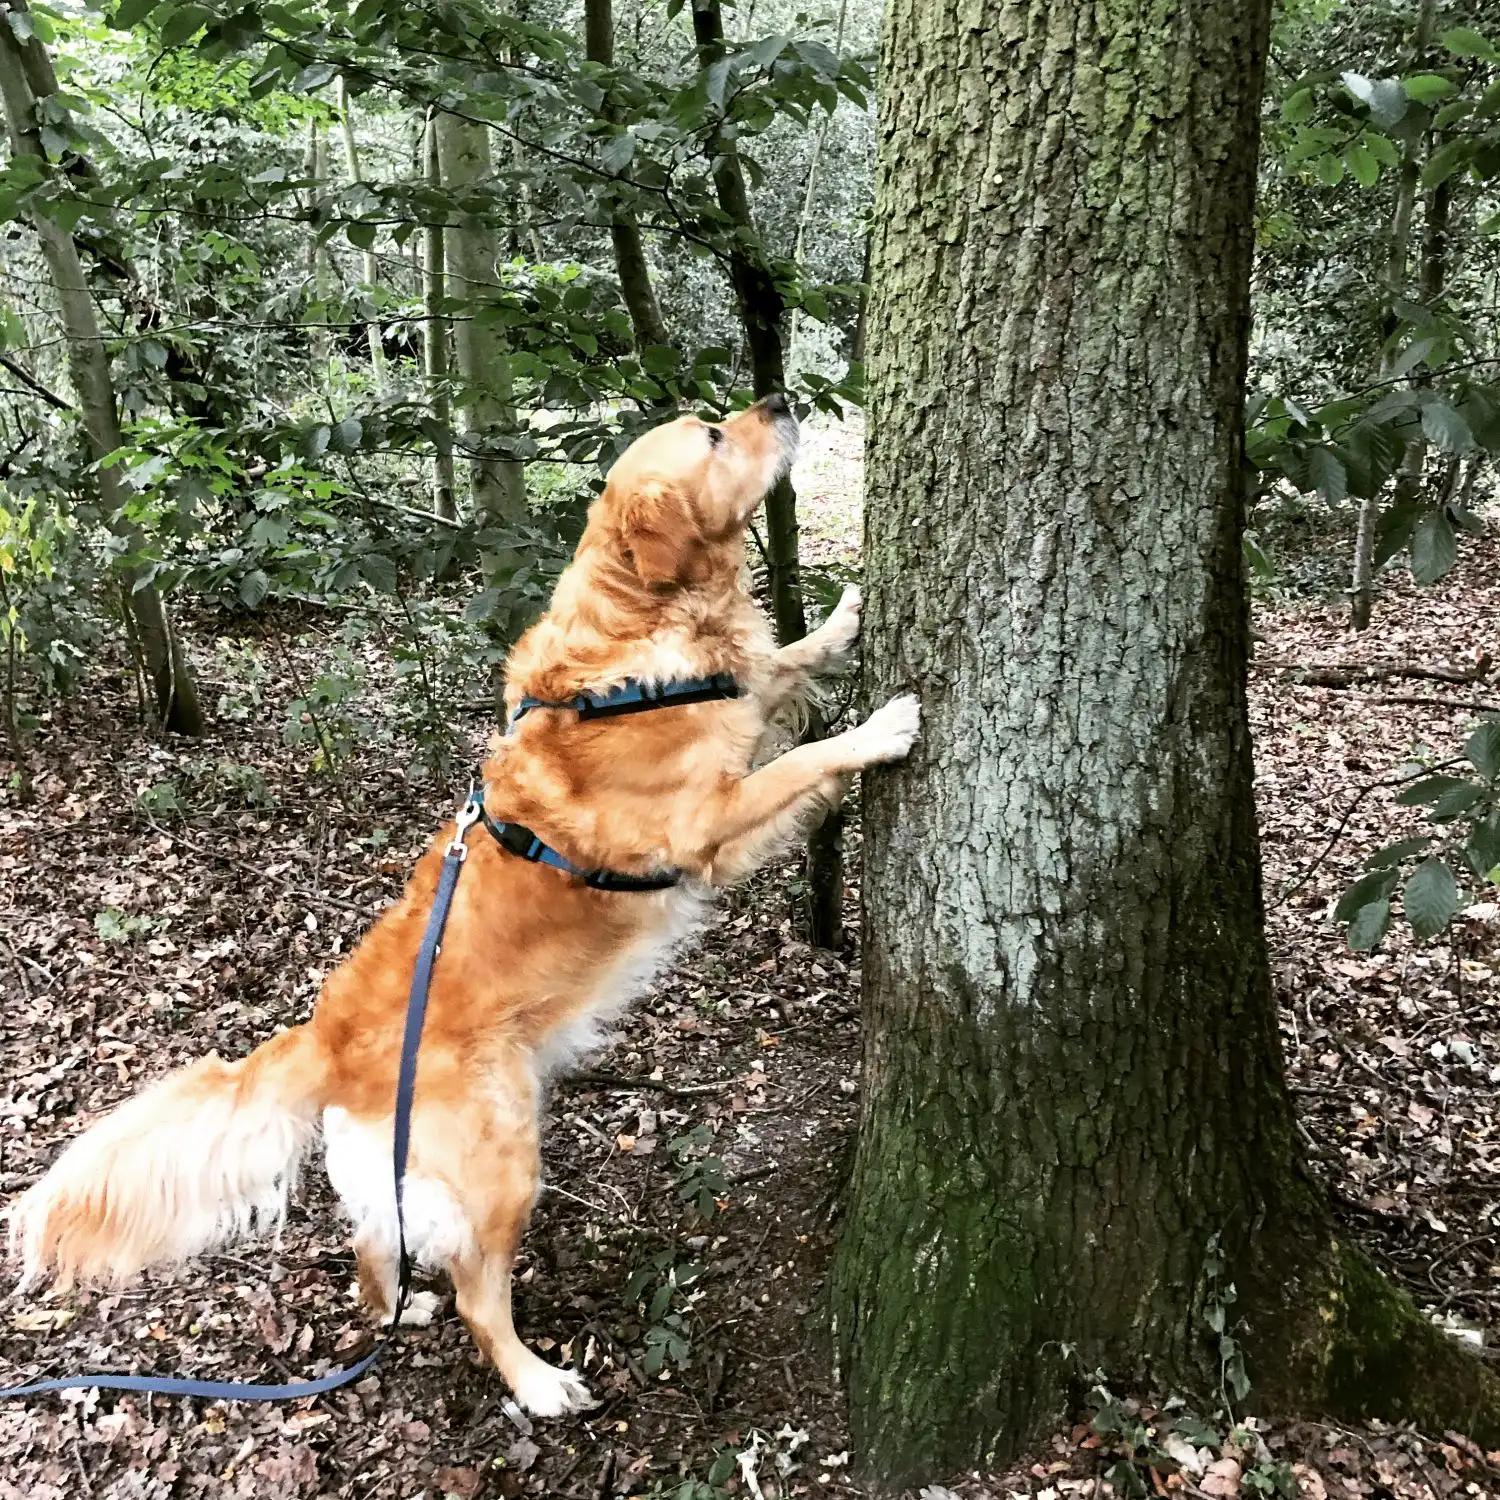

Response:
(1, 433), (1498, 1499)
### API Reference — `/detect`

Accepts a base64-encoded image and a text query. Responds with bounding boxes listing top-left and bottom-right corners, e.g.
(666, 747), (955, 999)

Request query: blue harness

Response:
(0, 673), (737, 1405)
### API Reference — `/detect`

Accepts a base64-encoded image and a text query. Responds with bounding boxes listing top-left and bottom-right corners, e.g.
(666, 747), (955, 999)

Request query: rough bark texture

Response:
(434, 112), (526, 527)
(0, 4), (202, 736)
(829, 0), (1500, 1485)
(422, 112), (458, 521)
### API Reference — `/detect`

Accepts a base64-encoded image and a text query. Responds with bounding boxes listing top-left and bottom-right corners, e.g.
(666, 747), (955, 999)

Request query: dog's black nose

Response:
(762, 391), (789, 415)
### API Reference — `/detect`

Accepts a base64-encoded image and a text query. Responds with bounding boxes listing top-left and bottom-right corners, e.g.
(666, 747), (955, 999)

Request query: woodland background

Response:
(2, 0), (1500, 1496)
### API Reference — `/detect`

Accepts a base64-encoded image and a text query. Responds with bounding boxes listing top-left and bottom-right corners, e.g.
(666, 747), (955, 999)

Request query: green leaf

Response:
(113, 0), (161, 27)
(1363, 131), (1400, 167)
(1421, 399), (1475, 452)
(1307, 445), (1347, 503)
(1281, 87), (1314, 123)
(1314, 153), (1345, 186)
(1396, 773), (1474, 807)
(1403, 73), (1457, 103)
(1423, 137), (1474, 189)
(599, 132), (635, 173)
(159, 3), (211, 45)
(1432, 779), (1483, 820)
(238, 568), (270, 608)
(1466, 719), (1500, 779)
(331, 417), (362, 452)
(1336, 866), (1399, 922)
(1441, 26), (1500, 59)
(1346, 142), (1379, 186)
(1409, 509), (1457, 585)
(1403, 857), (1462, 940)
(1467, 814), (1500, 881)
(1364, 835), (1433, 870)
(345, 220), (377, 249)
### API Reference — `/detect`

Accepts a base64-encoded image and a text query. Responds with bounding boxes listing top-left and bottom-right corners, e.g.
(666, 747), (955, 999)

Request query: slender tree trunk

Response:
(830, 0), (1500, 1484)
(584, 0), (673, 375)
(693, 0), (850, 945)
(786, 0), (848, 371)
(691, 0), (803, 645)
(306, 118), (333, 380)
(1350, 0), (1439, 630)
(433, 112), (526, 529)
(0, 2), (202, 736)
(422, 111), (458, 522)
(337, 77), (388, 396)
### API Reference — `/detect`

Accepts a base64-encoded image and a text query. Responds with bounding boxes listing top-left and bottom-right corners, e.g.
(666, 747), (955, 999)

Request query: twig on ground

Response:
(562, 1071), (735, 1099)
(585, 1317), (648, 1389)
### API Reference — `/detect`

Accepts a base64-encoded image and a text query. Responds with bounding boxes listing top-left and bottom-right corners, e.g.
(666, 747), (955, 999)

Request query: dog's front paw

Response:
(819, 585), (862, 660)
(509, 1352), (598, 1418)
(849, 693), (921, 766)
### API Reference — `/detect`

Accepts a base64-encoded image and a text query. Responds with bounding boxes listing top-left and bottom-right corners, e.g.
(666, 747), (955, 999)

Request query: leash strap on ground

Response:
(0, 792), (482, 1404)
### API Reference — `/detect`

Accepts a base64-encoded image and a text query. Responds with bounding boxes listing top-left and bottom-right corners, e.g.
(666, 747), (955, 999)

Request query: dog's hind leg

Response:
(441, 1103), (595, 1417)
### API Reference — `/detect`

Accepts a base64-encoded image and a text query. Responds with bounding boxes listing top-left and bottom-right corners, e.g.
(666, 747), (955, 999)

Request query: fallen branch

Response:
(1376, 694), (1500, 715)
(1256, 657), (1493, 688)
(561, 1070), (735, 1098)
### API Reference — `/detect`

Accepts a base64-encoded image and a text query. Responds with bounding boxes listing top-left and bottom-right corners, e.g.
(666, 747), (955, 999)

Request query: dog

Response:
(7, 395), (920, 1416)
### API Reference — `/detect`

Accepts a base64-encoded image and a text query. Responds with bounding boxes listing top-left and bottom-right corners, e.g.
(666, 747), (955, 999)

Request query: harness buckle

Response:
(446, 792), (484, 860)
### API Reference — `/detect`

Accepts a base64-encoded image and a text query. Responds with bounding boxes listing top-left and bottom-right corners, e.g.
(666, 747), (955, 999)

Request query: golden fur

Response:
(6, 399), (920, 1416)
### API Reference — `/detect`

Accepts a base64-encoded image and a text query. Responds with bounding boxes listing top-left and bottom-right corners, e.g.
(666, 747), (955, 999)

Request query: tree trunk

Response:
(691, 0), (804, 645)
(0, 2), (202, 736)
(692, 0), (841, 944)
(337, 76), (388, 395)
(584, 0), (673, 388)
(1349, 0), (1440, 631)
(786, 0), (848, 372)
(422, 111), (458, 522)
(433, 112), (527, 529)
(306, 118), (333, 379)
(829, 0), (1500, 1484)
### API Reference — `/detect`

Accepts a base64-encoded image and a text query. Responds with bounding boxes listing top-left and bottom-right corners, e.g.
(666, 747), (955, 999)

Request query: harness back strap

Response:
(508, 671), (741, 732)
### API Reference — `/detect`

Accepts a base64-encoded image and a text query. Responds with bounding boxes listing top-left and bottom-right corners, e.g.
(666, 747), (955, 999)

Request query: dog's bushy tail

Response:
(8, 1025), (330, 1288)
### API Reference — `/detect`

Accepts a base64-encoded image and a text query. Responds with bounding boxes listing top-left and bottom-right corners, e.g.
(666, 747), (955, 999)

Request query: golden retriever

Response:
(7, 396), (920, 1416)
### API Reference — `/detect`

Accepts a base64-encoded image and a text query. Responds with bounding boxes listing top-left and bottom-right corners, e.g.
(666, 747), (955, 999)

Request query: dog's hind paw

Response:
(509, 1352), (598, 1418)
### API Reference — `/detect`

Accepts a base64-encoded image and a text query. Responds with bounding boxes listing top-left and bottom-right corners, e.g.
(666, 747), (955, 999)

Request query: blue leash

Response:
(0, 790), (485, 1404)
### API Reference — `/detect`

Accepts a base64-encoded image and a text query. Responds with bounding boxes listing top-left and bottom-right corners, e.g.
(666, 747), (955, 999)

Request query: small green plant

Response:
(212, 759), (275, 809)
(668, 1124), (729, 1220)
(95, 906), (161, 943)
(625, 1251), (703, 1374)
(137, 780), (190, 821)
(282, 650), (368, 774)
(213, 640), (269, 722)
(1204, 1231), (1251, 1411)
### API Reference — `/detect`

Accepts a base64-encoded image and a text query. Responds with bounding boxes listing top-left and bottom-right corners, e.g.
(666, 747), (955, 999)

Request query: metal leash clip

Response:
(446, 786), (485, 860)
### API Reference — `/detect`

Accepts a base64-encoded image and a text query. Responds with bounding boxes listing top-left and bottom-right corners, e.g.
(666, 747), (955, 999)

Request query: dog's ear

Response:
(615, 479), (699, 588)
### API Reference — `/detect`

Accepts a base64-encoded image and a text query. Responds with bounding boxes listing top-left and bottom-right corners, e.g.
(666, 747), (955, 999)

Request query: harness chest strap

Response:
(491, 671), (745, 889)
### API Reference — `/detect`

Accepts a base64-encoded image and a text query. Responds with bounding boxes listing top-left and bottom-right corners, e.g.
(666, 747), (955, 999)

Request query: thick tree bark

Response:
(433, 112), (527, 529)
(0, 3), (202, 736)
(583, 0), (673, 371)
(422, 111), (458, 522)
(337, 77), (388, 396)
(1350, 0), (1440, 631)
(829, 0), (1500, 1484)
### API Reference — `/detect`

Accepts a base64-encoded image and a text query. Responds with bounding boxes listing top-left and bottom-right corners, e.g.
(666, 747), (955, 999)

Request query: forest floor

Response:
(1, 419), (1500, 1500)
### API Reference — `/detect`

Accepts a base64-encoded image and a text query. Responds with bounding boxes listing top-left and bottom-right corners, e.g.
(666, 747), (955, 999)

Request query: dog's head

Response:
(599, 395), (799, 589)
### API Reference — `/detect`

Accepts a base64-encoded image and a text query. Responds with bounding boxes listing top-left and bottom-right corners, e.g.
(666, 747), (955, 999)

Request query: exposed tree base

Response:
(1300, 1240), (1500, 1449)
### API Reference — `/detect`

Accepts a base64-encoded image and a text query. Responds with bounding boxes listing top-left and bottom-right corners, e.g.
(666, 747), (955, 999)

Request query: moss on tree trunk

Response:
(830, 0), (1500, 1485)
